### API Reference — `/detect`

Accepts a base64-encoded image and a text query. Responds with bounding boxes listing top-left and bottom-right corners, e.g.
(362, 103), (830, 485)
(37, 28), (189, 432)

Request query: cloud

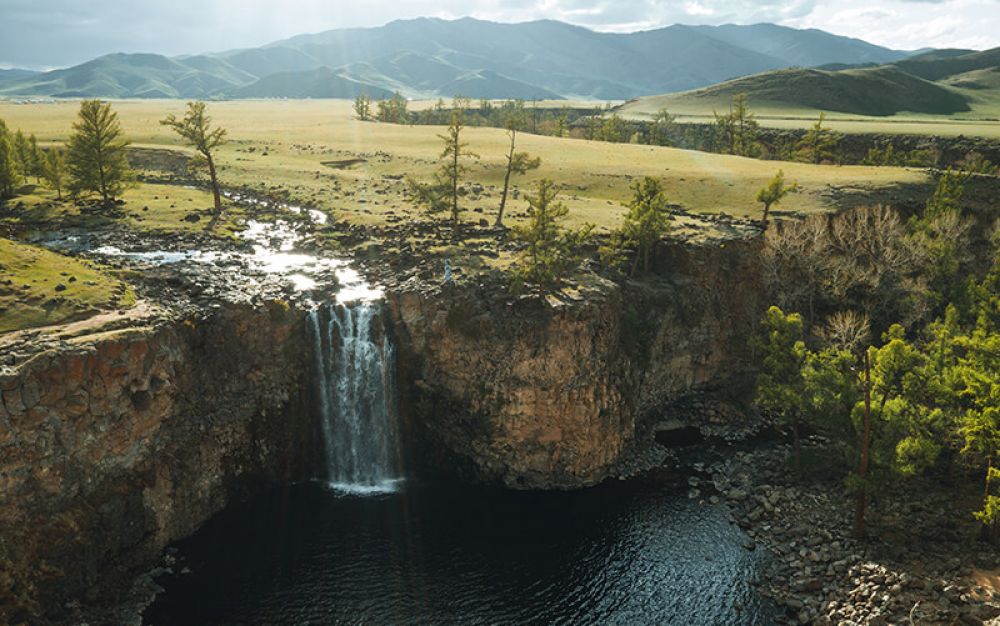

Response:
(0, 0), (997, 69)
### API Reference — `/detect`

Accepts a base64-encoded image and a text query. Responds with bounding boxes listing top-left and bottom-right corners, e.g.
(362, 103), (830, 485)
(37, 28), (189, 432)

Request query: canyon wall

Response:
(0, 227), (765, 622)
(0, 302), (311, 624)
(387, 232), (764, 489)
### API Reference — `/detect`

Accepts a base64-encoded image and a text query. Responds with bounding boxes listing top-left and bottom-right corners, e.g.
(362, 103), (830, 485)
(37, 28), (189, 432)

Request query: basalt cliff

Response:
(0, 220), (764, 623)
(388, 233), (764, 488)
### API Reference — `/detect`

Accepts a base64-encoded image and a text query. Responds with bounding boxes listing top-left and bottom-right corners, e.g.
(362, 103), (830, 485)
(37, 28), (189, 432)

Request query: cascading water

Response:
(308, 300), (403, 495)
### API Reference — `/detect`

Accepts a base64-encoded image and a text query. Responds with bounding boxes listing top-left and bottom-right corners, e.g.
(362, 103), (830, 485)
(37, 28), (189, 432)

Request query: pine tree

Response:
(353, 94), (372, 121)
(796, 113), (842, 164)
(651, 108), (676, 146)
(620, 177), (671, 274)
(0, 120), (20, 200)
(27, 134), (43, 183)
(41, 147), (67, 200)
(754, 307), (809, 470)
(513, 179), (593, 285)
(406, 110), (478, 226)
(67, 100), (132, 206)
(12, 130), (30, 184)
(731, 94), (759, 157)
(161, 101), (228, 214)
(496, 125), (540, 227)
(376, 92), (408, 124)
(756, 170), (797, 229)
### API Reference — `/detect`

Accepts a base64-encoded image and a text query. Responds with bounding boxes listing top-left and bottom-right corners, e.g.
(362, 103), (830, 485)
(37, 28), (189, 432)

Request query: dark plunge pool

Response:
(143, 476), (776, 625)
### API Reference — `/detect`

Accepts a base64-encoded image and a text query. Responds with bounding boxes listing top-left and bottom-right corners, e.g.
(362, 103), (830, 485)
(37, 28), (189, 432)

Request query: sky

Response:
(2, 0), (998, 69)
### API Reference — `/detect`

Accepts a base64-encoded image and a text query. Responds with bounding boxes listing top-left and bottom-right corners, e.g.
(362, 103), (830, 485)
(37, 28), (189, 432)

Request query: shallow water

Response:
(143, 478), (776, 625)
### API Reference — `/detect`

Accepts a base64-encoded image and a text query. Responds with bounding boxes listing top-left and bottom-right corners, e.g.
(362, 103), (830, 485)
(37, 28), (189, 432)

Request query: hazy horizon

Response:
(2, 0), (999, 71)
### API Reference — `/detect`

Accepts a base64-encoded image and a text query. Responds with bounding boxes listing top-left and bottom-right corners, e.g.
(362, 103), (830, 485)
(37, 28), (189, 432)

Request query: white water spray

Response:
(308, 301), (402, 495)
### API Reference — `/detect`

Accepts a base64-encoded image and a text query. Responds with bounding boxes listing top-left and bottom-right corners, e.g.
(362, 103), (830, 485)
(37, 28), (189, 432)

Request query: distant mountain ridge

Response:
(621, 46), (1000, 117)
(0, 17), (925, 100)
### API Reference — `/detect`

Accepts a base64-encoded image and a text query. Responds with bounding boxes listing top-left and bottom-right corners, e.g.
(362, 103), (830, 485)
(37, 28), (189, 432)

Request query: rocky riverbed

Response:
(696, 438), (1000, 625)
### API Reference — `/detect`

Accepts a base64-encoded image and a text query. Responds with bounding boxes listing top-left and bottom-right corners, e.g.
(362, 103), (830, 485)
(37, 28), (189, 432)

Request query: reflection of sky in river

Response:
(92, 214), (382, 302)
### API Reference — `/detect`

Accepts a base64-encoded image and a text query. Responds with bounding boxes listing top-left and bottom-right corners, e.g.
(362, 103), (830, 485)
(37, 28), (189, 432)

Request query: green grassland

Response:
(0, 98), (934, 335)
(619, 57), (1000, 139)
(0, 99), (927, 231)
(5, 182), (244, 238)
(0, 238), (135, 333)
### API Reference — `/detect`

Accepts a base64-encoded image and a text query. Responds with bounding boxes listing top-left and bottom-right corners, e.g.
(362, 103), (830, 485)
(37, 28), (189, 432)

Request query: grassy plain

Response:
(620, 90), (1000, 139)
(0, 98), (937, 334)
(0, 99), (928, 230)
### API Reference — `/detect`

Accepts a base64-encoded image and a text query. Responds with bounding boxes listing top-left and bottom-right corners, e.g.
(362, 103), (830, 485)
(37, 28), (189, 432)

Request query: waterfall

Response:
(307, 301), (403, 495)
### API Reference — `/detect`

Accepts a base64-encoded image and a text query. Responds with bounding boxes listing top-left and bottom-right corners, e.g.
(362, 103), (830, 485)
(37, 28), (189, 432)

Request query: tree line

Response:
(373, 93), (1000, 173)
(755, 170), (1000, 542)
(1, 100), (229, 215)
(402, 104), (685, 287)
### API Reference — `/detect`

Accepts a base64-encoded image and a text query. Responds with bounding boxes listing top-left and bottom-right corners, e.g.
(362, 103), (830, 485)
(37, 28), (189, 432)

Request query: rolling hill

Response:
(620, 47), (1000, 118)
(231, 67), (394, 99)
(0, 53), (258, 98)
(0, 18), (921, 101)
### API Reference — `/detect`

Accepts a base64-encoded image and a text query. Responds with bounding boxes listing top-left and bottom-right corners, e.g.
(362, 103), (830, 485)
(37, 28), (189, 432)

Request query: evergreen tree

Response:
(614, 176), (671, 275)
(731, 93), (759, 157)
(756, 170), (797, 229)
(796, 113), (842, 164)
(27, 134), (42, 183)
(862, 142), (898, 167)
(0, 120), (20, 200)
(41, 147), (67, 200)
(353, 94), (372, 121)
(438, 110), (475, 224)
(650, 108), (676, 146)
(754, 306), (810, 470)
(67, 99), (132, 206)
(713, 107), (736, 154)
(406, 109), (477, 226)
(496, 125), (540, 227)
(554, 109), (569, 138)
(161, 101), (228, 214)
(376, 92), (409, 124)
(513, 179), (593, 285)
(12, 130), (30, 184)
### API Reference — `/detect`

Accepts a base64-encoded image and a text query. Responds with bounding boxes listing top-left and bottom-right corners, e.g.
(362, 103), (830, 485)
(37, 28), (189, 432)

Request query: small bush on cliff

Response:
(755, 170), (797, 230)
(512, 179), (593, 286)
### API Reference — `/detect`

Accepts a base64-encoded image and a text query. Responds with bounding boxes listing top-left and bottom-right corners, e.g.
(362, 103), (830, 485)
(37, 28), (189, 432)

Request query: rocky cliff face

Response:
(386, 232), (764, 489)
(0, 302), (311, 624)
(0, 223), (765, 621)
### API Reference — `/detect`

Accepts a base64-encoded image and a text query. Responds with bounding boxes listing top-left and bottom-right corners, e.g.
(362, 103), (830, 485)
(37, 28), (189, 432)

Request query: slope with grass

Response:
(619, 46), (1000, 137)
(627, 65), (971, 117)
(232, 66), (393, 99)
(0, 239), (135, 333)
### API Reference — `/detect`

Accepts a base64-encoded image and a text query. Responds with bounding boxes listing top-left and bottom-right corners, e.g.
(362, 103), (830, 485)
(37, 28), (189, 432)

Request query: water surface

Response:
(144, 477), (775, 625)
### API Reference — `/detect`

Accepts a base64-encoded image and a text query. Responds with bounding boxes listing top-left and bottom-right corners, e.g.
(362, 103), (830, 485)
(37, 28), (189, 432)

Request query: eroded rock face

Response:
(0, 228), (765, 621)
(0, 303), (311, 624)
(387, 235), (764, 489)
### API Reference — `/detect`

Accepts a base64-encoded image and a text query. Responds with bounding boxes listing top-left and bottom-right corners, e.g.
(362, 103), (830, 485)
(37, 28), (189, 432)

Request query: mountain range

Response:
(622, 47), (1000, 117)
(0, 17), (920, 101)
